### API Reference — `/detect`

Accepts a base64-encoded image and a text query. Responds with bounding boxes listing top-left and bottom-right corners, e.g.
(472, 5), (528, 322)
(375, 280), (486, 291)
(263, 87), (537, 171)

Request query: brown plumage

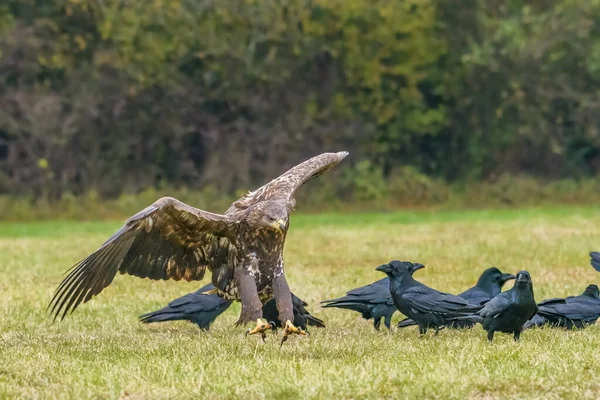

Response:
(49, 152), (349, 331)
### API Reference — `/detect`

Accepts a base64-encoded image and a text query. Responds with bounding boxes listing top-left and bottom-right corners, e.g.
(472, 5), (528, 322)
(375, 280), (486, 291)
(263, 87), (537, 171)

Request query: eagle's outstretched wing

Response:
(49, 197), (238, 320)
(226, 151), (349, 214)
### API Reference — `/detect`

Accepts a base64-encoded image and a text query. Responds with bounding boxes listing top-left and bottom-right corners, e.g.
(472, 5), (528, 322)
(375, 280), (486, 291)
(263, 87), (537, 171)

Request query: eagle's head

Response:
(246, 200), (290, 235)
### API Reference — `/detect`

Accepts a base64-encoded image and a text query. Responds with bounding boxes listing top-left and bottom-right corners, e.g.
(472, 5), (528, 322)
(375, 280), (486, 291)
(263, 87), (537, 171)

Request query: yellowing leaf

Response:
(38, 159), (49, 170)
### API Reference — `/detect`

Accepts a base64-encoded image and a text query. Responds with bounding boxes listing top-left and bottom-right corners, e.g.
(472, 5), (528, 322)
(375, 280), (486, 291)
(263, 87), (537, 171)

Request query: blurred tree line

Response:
(1, 0), (600, 205)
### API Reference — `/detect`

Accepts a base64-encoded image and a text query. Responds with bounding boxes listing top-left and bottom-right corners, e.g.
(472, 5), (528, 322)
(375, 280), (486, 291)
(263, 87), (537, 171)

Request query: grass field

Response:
(1, 207), (600, 399)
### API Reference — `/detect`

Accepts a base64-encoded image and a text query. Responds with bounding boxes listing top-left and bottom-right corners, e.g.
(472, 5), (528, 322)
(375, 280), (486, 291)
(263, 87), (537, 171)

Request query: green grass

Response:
(1, 206), (600, 399)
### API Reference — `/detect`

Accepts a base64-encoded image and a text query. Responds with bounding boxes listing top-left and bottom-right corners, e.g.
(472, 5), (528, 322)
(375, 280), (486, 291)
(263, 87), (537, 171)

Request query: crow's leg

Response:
(235, 265), (274, 342)
(373, 317), (382, 331)
(487, 330), (495, 342)
(383, 314), (392, 330)
(274, 271), (306, 345)
(418, 325), (427, 336)
(513, 330), (521, 342)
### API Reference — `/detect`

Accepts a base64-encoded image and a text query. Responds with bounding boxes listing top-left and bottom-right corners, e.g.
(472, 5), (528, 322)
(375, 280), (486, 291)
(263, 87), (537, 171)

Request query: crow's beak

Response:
(501, 273), (516, 282)
(411, 263), (425, 273)
(517, 274), (528, 283)
(376, 264), (391, 274)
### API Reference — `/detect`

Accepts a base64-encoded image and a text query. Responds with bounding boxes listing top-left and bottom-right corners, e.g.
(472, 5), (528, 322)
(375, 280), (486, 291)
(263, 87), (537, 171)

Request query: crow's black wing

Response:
(263, 293), (325, 329)
(565, 293), (598, 305)
(291, 293), (325, 328)
(139, 283), (232, 330)
(341, 278), (392, 304)
(165, 283), (229, 312)
(401, 286), (481, 316)
(478, 292), (512, 318)
(538, 301), (600, 323)
(321, 278), (394, 310)
(459, 286), (492, 305)
(537, 298), (566, 307)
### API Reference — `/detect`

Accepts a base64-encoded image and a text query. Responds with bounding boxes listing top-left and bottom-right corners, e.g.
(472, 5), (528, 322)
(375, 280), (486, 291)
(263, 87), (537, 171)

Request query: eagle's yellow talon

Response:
(245, 319), (275, 342)
(280, 320), (306, 346)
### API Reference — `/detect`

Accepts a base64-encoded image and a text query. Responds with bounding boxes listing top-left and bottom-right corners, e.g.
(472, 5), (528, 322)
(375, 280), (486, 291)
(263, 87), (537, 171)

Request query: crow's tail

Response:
(590, 252), (600, 272)
(396, 318), (417, 328)
(523, 314), (547, 330)
(139, 295), (232, 330)
(450, 314), (483, 324)
(306, 313), (326, 328)
(139, 307), (192, 325)
(321, 298), (371, 318)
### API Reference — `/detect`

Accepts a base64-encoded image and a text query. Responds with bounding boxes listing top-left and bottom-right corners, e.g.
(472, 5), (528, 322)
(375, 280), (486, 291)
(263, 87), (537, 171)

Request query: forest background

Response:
(2, 1), (600, 219)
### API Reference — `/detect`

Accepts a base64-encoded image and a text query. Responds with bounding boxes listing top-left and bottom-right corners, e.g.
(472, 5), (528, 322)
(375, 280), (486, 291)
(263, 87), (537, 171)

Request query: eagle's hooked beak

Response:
(271, 219), (287, 234)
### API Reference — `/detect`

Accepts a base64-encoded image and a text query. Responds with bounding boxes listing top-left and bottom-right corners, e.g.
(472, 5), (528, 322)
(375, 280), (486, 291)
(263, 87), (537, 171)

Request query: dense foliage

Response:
(1, 0), (600, 203)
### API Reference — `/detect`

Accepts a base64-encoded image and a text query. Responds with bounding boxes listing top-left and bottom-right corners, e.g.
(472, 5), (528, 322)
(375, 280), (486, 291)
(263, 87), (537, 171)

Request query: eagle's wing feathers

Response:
(226, 151), (348, 213)
(49, 197), (237, 320)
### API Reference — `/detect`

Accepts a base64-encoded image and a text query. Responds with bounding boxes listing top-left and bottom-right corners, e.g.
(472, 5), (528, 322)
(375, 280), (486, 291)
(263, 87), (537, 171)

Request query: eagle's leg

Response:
(235, 266), (276, 341)
(273, 272), (306, 345)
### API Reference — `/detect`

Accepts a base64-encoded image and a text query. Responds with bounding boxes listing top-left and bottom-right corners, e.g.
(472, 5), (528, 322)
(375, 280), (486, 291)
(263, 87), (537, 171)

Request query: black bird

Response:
(140, 283), (325, 332)
(524, 284), (600, 329)
(140, 283), (231, 330)
(376, 260), (482, 335)
(458, 268), (516, 305)
(320, 263), (424, 331)
(263, 294), (325, 330)
(397, 267), (516, 329)
(590, 252), (600, 272)
(457, 270), (537, 341)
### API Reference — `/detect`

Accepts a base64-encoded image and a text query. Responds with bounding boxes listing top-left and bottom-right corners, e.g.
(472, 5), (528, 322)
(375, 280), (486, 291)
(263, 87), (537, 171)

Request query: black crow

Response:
(140, 283), (325, 332)
(458, 270), (537, 341)
(320, 263), (424, 330)
(376, 260), (481, 335)
(139, 283), (231, 330)
(458, 268), (516, 305)
(397, 267), (515, 329)
(524, 284), (600, 329)
(263, 294), (325, 330)
(590, 252), (600, 272)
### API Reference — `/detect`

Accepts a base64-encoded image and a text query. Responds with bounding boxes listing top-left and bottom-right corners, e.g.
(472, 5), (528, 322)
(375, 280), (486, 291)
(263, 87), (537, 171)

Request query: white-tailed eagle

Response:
(49, 152), (348, 343)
